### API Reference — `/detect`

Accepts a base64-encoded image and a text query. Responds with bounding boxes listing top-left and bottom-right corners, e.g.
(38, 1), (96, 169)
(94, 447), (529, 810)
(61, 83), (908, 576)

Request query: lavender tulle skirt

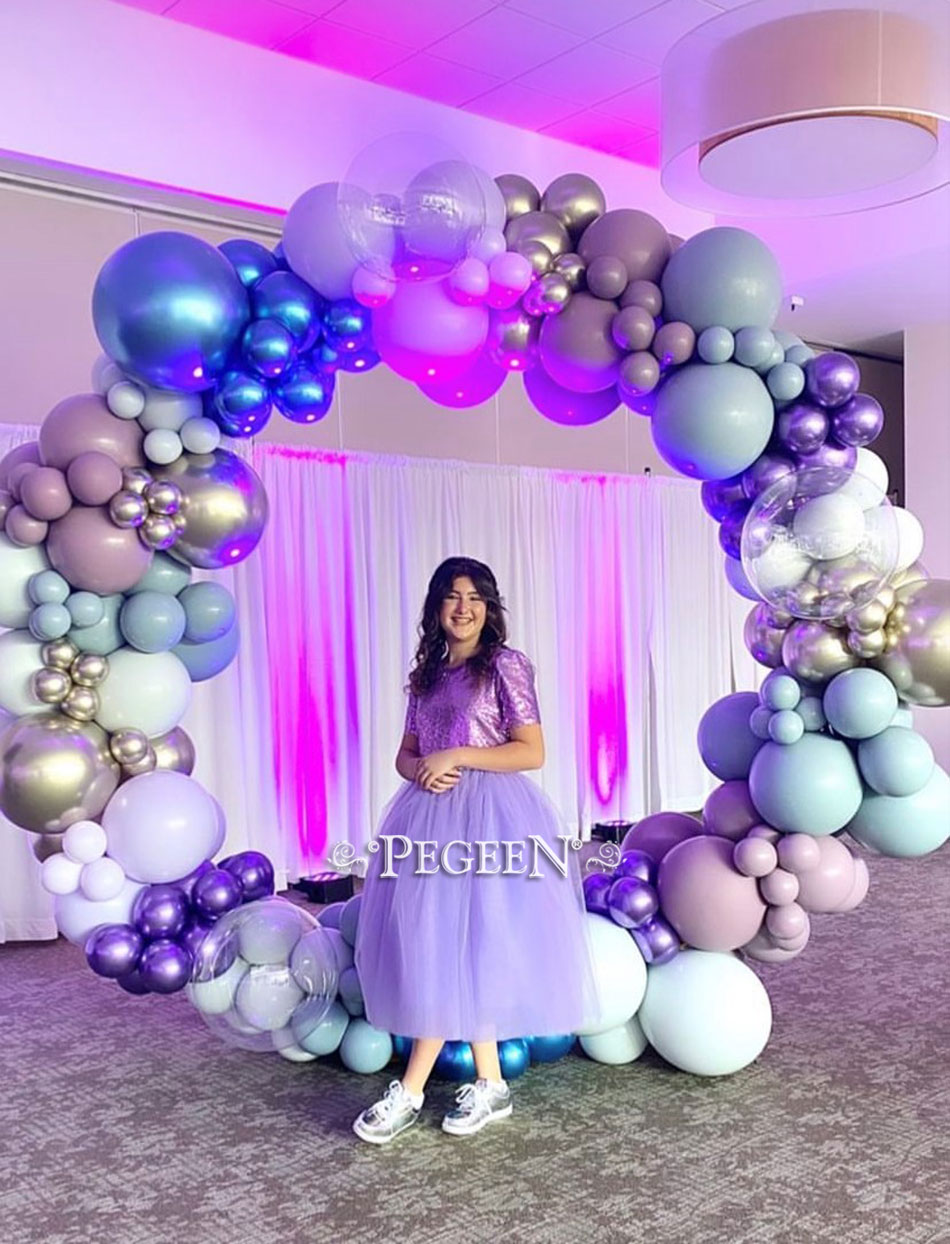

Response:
(353, 769), (601, 1042)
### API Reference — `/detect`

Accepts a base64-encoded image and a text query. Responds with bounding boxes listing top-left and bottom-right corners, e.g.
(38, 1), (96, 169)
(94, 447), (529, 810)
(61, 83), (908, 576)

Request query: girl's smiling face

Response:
(440, 575), (487, 646)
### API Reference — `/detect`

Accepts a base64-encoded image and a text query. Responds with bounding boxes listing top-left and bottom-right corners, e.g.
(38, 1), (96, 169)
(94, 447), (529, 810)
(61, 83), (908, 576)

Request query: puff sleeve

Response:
(494, 648), (541, 731)
(403, 690), (418, 738)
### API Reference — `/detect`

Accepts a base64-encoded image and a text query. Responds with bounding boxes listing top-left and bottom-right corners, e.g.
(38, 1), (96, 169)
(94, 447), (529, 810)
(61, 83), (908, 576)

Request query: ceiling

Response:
(112, 0), (749, 166)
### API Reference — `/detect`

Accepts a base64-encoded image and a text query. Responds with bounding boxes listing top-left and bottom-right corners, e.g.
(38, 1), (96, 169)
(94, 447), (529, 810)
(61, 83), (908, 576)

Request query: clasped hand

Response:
(414, 749), (462, 794)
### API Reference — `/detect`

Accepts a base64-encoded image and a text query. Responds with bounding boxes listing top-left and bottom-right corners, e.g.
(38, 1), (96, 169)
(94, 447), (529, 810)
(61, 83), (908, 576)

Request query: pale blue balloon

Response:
(578, 1014), (647, 1065)
(69, 593), (123, 655)
(339, 894), (361, 947)
(785, 345), (815, 366)
(66, 591), (105, 629)
(652, 362), (774, 481)
(724, 554), (760, 601)
(660, 227), (782, 333)
(768, 709), (804, 745)
(339, 1017), (393, 1074)
(734, 327), (775, 369)
(179, 581), (236, 643)
(823, 668), (898, 740)
(760, 670), (801, 711)
(128, 551), (192, 596)
(857, 726), (934, 797)
(120, 591), (187, 653)
(697, 691), (764, 781)
(292, 998), (349, 1055)
(697, 326), (734, 364)
(797, 695), (826, 732)
(339, 966), (365, 1017)
(28, 570), (70, 606)
(847, 764), (950, 858)
(767, 362), (805, 403)
(29, 602), (71, 641)
(749, 735), (863, 834)
(891, 707), (914, 729)
(773, 331), (804, 352)
(173, 622), (240, 681)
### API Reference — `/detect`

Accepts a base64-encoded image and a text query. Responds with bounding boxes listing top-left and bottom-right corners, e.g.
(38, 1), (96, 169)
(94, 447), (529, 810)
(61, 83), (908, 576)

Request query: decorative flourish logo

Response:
(328, 841), (368, 875)
(586, 841), (622, 872)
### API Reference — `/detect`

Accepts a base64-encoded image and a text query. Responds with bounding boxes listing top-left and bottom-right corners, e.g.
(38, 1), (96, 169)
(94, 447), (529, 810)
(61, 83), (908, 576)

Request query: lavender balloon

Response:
(139, 938), (193, 994)
(222, 851), (276, 902)
(831, 394), (884, 447)
(192, 867), (243, 921)
(583, 872), (613, 915)
(607, 876), (659, 929)
(776, 401), (829, 455)
(631, 916), (680, 965)
(85, 923), (143, 979)
(804, 352), (860, 409)
(132, 883), (189, 940)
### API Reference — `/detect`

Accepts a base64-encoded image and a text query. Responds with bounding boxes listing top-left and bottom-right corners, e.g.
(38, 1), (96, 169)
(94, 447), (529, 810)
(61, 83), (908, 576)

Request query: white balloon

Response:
(101, 769), (223, 883)
(186, 956), (249, 1016)
(638, 949), (772, 1076)
(96, 648), (192, 736)
(889, 506), (924, 571)
(573, 912), (647, 1037)
(54, 877), (146, 944)
(579, 1013), (649, 1065)
(0, 630), (44, 716)
(143, 428), (183, 465)
(0, 535), (50, 629)
(140, 390), (202, 432)
(837, 449), (889, 508)
(179, 416), (221, 455)
(275, 1038), (318, 1062)
(749, 536), (811, 596)
(91, 353), (125, 395)
(79, 856), (126, 902)
(106, 380), (146, 420)
(63, 819), (107, 864)
(792, 492), (865, 561)
(41, 853), (83, 896)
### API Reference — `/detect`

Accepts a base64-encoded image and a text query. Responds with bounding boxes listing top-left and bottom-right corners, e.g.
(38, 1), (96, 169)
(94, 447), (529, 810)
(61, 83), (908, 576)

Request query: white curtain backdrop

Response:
(0, 423), (754, 941)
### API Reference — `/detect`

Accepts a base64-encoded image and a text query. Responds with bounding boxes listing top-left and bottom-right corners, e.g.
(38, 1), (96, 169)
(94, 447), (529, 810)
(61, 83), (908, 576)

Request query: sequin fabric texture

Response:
(405, 647), (541, 756)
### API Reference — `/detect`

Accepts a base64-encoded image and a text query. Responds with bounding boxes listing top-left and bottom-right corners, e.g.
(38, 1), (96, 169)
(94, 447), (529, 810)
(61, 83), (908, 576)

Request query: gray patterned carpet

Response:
(2, 845), (949, 1244)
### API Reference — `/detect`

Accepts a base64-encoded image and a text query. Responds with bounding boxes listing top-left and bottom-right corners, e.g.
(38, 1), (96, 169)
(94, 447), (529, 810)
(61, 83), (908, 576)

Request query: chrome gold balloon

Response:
(504, 211), (570, 260)
(552, 253), (586, 290)
(875, 577), (950, 706)
(61, 685), (100, 722)
(32, 667), (71, 705)
(847, 627), (887, 659)
(122, 747), (157, 777)
(782, 620), (858, 685)
(152, 726), (196, 775)
(743, 604), (789, 668)
(109, 727), (150, 766)
(515, 238), (554, 277)
(522, 273), (572, 318)
(845, 598), (889, 634)
(495, 173), (540, 221)
(32, 831), (66, 862)
(109, 489), (149, 529)
(0, 712), (120, 833)
(540, 174), (606, 241)
(71, 653), (109, 688)
(155, 448), (268, 570)
(140, 512), (178, 551)
(122, 466), (153, 496)
(42, 638), (80, 672)
(144, 479), (183, 516)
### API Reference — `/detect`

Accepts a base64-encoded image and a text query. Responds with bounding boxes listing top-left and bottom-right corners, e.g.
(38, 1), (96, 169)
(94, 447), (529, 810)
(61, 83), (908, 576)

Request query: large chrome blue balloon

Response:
(93, 232), (249, 392)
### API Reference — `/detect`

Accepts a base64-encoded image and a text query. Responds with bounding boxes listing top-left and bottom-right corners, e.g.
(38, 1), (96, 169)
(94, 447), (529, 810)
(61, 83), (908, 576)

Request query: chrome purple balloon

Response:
(178, 919), (214, 966)
(132, 884), (189, 941)
(631, 916), (680, 965)
(192, 867), (243, 921)
(606, 876), (659, 929)
(776, 401), (829, 455)
(139, 938), (193, 994)
(116, 969), (151, 996)
(176, 859), (215, 902)
(85, 923), (143, 979)
(718, 501), (750, 560)
(804, 351), (860, 409)
(831, 393), (884, 447)
(742, 452), (795, 501)
(222, 850), (276, 902)
(794, 439), (857, 488)
(613, 849), (657, 884)
(583, 871), (613, 915)
(701, 475), (745, 522)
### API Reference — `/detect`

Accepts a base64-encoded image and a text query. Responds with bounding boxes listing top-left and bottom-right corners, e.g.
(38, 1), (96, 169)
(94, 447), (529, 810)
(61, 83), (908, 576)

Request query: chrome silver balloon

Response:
(144, 479), (183, 516)
(781, 620), (858, 684)
(139, 512), (179, 551)
(552, 253), (586, 291)
(540, 174), (606, 241)
(495, 173), (540, 221)
(151, 726), (196, 775)
(504, 211), (570, 260)
(876, 577), (950, 706)
(122, 466), (153, 496)
(109, 489), (149, 529)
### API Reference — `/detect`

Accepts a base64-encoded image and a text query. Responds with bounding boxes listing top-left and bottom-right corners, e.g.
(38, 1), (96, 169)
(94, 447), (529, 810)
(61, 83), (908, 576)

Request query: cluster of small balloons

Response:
(581, 848), (680, 966)
(31, 638), (109, 724)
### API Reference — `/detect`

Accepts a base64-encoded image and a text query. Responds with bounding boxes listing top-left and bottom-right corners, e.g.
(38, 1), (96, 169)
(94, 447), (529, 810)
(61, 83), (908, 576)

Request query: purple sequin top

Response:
(404, 647), (541, 755)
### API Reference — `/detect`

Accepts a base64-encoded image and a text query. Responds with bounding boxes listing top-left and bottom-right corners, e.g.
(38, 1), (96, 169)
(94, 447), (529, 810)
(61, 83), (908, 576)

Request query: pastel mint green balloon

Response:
(128, 551), (192, 596)
(66, 591), (105, 629)
(292, 998), (349, 1055)
(767, 362), (805, 403)
(179, 581), (236, 643)
(786, 344), (815, 366)
(697, 326), (734, 364)
(660, 227), (782, 333)
(69, 593), (123, 655)
(28, 570), (70, 606)
(749, 734), (863, 834)
(579, 1014), (647, 1065)
(29, 602), (71, 641)
(652, 362), (774, 481)
(120, 590), (186, 653)
(760, 669), (800, 711)
(823, 668), (898, 740)
(338, 1017), (392, 1074)
(768, 709), (804, 745)
(857, 726), (934, 796)
(847, 764), (950, 857)
(734, 327), (775, 369)
(797, 695), (826, 732)
(173, 621), (240, 682)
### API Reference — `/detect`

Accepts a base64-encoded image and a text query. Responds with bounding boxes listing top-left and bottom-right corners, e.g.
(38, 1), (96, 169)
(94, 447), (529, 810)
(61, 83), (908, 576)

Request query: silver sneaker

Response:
(353, 1079), (422, 1145)
(441, 1078), (512, 1136)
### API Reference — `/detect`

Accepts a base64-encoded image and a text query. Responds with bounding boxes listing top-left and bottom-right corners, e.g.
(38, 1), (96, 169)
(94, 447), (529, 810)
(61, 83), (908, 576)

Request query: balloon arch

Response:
(0, 145), (947, 1080)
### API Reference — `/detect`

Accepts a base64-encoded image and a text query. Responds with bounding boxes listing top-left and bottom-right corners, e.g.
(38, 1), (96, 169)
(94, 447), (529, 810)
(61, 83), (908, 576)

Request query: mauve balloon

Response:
(539, 293), (623, 393)
(523, 366), (619, 427)
(577, 209), (671, 285)
(658, 835), (767, 951)
(0, 441), (41, 491)
(46, 505), (152, 594)
(620, 812), (700, 863)
(39, 394), (145, 472)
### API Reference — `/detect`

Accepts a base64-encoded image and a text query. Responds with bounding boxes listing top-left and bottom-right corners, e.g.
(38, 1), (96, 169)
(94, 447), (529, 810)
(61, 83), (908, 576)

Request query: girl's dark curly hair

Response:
(407, 557), (508, 696)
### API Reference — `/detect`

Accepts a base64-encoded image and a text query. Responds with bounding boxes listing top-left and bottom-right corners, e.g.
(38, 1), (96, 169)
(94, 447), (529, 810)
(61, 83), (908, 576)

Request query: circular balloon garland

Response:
(0, 144), (947, 1081)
